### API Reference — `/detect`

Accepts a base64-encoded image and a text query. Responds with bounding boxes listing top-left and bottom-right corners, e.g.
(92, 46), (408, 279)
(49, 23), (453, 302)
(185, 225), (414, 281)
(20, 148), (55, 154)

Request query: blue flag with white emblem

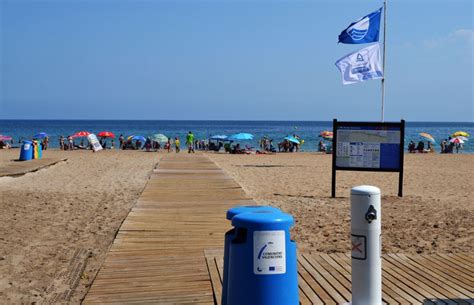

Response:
(338, 8), (382, 44)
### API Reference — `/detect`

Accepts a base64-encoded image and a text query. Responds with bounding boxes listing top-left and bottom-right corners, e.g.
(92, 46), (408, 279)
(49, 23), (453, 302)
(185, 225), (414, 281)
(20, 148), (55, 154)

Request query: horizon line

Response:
(0, 118), (473, 124)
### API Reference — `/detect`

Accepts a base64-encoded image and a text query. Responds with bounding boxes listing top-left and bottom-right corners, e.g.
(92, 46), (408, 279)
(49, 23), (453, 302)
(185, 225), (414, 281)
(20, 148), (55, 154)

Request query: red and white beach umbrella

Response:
(449, 137), (464, 144)
(71, 131), (91, 138)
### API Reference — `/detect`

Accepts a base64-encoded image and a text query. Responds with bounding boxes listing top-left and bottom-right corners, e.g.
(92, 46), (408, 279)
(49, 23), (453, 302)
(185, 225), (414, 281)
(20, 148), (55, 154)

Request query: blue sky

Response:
(1, 0), (472, 121)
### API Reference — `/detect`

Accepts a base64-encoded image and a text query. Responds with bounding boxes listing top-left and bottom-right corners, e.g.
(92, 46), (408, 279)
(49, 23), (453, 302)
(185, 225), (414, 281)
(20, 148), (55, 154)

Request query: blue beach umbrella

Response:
(284, 136), (300, 144)
(129, 135), (146, 142)
(33, 132), (48, 139)
(228, 133), (254, 141)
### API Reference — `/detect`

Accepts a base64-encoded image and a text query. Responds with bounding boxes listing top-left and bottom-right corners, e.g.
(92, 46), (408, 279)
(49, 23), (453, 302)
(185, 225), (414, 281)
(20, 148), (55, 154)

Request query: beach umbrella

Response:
(72, 131), (91, 138)
(319, 131), (333, 140)
(284, 136), (300, 144)
(0, 135), (12, 141)
(97, 131), (115, 138)
(130, 135), (146, 142)
(33, 132), (48, 139)
(418, 132), (436, 143)
(228, 133), (254, 140)
(451, 131), (470, 138)
(209, 135), (228, 140)
(449, 138), (464, 144)
(150, 133), (168, 142)
(455, 136), (469, 141)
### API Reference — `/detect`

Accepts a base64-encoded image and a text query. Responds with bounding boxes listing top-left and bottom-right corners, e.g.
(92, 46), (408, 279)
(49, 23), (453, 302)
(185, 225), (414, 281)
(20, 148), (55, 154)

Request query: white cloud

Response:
(423, 28), (474, 48)
(451, 29), (474, 43)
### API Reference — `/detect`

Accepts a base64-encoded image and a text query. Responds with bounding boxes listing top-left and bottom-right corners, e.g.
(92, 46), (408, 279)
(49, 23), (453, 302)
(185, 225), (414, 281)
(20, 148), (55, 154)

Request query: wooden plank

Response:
(0, 157), (67, 177)
(385, 255), (471, 300)
(382, 256), (455, 304)
(427, 254), (474, 278)
(206, 257), (222, 305)
(205, 251), (473, 305)
(331, 253), (413, 305)
(417, 255), (473, 287)
(441, 254), (474, 271)
(303, 254), (351, 303)
(296, 260), (326, 305)
(394, 254), (474, 296)
(84, 154), (248, 304)
(298, 262), (324, 305)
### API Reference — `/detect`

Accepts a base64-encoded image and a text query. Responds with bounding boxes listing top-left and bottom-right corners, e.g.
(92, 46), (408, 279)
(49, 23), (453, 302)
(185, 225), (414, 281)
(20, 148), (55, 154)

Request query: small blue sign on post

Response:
(225, 210), (299, 305)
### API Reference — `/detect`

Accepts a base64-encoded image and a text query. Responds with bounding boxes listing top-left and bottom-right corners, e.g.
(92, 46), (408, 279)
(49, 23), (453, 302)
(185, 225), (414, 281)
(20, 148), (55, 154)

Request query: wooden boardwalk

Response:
(206, 249), (473, 305)
(85, 153), (473, 304)
(84, 154), (251, 304)
(0, 157), (67, 177)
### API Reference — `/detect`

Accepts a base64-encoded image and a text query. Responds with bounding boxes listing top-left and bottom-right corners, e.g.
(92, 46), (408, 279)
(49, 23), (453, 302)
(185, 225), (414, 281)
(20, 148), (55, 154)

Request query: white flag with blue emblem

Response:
(335, 43), (383, 85)
(338, 8), (382, 44)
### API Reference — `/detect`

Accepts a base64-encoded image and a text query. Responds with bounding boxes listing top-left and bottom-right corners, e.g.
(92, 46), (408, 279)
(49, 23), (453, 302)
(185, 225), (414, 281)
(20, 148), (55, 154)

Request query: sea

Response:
(1, 120), (473, 153)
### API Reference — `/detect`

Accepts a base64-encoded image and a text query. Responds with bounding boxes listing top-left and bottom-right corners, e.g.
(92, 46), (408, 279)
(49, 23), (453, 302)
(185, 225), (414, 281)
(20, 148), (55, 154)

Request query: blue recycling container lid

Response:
(23, 140), (32, 144)
(232, 210), (294, 230)
(226, 205), (281, 220)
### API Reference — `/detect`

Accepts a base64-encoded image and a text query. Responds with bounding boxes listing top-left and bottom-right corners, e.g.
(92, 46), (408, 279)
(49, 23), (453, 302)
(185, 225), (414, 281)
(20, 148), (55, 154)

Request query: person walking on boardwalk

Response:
(174, 137), (180, 153)
(186, 131), (195, 153)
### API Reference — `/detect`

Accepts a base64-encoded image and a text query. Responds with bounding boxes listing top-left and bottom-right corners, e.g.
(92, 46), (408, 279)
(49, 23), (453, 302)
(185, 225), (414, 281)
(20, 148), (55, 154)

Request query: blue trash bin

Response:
(19, 141), (33, 161)
(223, 206), (282, 305)
(227, 210), (299, 305)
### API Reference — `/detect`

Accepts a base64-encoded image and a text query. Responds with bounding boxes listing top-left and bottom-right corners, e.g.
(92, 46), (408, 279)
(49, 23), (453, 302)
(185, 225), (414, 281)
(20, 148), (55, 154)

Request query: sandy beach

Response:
(0, 149), (473, 304)
(0, 149), (160, 304)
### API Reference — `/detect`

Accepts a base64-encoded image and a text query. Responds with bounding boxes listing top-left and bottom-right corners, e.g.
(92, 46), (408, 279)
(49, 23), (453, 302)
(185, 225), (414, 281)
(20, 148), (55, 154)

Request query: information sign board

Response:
(331, 119), (405, 197)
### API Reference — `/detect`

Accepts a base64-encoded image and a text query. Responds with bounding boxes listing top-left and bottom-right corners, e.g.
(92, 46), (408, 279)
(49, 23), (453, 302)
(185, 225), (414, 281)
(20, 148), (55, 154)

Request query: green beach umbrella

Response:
(151, 133), (169, 142)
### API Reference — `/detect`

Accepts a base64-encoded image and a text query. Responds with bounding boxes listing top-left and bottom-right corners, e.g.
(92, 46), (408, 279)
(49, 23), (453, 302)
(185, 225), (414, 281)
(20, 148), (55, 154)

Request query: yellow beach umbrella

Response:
(451, 131), (470, 138)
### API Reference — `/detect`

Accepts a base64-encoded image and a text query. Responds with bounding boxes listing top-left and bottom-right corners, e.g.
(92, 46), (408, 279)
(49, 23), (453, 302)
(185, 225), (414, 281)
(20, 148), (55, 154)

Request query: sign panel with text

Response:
(331, 120), (405, 197)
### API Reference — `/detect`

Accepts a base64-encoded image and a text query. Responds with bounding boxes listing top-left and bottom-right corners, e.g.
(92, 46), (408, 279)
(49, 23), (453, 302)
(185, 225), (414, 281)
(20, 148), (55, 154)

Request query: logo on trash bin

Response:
(254, 231), (286, 275)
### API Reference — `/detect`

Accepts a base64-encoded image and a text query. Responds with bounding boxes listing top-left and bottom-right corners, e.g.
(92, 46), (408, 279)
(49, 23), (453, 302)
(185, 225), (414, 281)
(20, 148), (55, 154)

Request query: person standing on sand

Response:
(68, 135), (73, 150)
(59, 135), (65, 150)
(186, 131), (195, 153)
(440, 139), (446, 153)
(42, 136), (49, 150)
(174, 137), (180, 153)
(119, 134), (125, 149)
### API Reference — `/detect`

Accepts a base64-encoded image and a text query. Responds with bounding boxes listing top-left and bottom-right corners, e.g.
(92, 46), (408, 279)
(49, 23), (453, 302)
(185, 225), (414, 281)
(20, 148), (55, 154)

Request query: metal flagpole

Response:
(381, 0), (387, 122)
